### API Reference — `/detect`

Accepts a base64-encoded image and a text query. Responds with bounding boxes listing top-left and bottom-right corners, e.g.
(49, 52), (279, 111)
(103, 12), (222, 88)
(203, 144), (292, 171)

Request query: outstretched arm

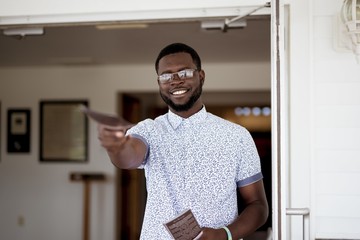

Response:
(97, 124), (147, 169)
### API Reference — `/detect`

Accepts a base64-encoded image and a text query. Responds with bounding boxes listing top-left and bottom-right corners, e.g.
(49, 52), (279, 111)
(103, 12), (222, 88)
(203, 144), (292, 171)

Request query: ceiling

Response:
(0, 16), (270, 67)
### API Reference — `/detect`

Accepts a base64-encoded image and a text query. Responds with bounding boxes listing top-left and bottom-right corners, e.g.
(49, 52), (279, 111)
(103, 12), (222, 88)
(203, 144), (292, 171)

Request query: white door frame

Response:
(270, 0), (287, 239)
(272, 2), (311, 240)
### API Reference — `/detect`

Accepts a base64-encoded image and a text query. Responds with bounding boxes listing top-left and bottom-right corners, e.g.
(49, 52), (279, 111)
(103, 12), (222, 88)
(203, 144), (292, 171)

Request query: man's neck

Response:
(170, 103), (204, 119)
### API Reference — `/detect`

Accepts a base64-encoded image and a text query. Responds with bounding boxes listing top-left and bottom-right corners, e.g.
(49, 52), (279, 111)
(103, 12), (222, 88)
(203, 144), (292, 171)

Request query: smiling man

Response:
(156, 48), (204, 117)
(98, 43), (268, 240)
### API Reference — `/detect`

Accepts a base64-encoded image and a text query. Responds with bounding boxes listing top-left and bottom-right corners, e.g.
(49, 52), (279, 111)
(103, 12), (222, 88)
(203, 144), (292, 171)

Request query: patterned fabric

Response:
(126, 106), (263, 239)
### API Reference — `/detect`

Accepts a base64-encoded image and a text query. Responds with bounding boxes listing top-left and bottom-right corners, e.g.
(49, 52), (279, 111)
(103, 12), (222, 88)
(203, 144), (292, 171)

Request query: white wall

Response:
(311, 0), (360, 239)
(288, 0), (360, 239)
(0, 63), (270, 240)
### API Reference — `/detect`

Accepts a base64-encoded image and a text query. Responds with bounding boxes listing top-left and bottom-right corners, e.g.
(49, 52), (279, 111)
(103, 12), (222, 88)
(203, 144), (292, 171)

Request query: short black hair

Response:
(155, 43), (202, 74)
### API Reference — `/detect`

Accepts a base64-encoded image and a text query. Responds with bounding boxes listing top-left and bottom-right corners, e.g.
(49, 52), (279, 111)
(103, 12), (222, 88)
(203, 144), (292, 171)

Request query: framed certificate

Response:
(7, 108), (31, 153)
(39, 100), (88, 162)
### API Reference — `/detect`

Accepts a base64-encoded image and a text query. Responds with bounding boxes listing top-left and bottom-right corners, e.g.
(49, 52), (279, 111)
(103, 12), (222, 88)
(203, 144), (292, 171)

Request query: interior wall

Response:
(0, 63), (270, 240)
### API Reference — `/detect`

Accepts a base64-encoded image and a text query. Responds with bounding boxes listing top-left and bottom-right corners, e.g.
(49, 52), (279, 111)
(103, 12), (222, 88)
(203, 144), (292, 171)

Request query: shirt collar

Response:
(167, 105), (207, 129)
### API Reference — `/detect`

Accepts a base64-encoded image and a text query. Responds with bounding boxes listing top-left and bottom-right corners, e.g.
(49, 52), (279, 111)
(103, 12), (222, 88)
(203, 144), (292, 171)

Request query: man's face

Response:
(157, 52), (205, 114)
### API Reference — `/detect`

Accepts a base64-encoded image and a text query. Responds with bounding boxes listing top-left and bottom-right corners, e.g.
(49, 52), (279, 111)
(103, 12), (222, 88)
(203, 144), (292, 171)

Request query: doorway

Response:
(0, 1), (288, 239)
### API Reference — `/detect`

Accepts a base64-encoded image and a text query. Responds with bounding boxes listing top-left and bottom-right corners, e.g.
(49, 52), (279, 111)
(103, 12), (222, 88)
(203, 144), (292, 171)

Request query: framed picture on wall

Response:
(7, 108), (31, 153)
(39, 100), (88, 163)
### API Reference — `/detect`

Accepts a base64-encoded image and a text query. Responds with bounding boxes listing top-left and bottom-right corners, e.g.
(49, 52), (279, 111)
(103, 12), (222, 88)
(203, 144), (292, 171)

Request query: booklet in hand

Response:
(164, 209), (202, 240)
(80, 105), (135, 129)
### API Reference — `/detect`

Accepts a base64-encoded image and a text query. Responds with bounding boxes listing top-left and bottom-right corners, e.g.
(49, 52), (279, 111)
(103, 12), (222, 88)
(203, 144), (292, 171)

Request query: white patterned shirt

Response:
(126, 106), (263, 239)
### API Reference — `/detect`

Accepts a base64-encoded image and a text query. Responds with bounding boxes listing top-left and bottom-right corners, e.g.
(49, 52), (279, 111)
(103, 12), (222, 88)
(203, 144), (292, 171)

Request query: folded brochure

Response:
(164, 209), (202, 240)
(80, 105), (134, 129)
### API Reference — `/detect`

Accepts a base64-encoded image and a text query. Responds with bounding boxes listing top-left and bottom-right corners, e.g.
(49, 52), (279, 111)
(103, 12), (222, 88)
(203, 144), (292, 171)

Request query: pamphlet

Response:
(80, 105), (135, 129)
(164, 209), (202, 240)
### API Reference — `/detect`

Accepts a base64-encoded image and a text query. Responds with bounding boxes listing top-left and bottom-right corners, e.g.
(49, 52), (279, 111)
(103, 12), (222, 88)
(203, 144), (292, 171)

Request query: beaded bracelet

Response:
(222, 226), (233, 240)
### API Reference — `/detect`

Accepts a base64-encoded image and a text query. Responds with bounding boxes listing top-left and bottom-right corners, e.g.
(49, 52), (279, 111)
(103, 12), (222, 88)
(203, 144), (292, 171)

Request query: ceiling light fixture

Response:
(95, 23), (148, 30)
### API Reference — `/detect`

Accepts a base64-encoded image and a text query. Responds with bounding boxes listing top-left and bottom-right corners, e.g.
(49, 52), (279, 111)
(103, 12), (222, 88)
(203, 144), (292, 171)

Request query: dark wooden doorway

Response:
(117, 94), (147, 240)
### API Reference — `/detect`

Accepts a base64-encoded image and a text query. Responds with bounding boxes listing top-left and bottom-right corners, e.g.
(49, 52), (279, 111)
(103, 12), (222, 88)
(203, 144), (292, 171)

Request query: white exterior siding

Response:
(312, 1), (360, 238)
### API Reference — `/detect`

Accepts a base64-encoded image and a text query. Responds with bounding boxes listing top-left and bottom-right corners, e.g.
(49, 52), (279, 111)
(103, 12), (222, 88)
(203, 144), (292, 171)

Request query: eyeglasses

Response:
(158, 69), (198, 83)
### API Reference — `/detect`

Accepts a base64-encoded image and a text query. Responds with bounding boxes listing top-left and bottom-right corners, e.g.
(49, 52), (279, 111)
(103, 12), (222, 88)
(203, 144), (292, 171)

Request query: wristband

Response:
(222, 226), (232, 240)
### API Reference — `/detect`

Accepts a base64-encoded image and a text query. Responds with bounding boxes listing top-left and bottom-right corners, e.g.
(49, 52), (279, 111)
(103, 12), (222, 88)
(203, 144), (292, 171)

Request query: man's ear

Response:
(199, 70), (205, 85)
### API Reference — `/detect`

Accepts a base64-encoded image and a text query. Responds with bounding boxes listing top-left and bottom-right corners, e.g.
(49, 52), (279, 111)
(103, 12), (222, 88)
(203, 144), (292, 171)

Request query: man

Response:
(98, 43), (268, 240)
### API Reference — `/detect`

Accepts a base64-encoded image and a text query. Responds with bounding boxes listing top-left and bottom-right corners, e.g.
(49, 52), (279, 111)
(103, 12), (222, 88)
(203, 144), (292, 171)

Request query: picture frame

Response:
(39, 100), (88, 163)
(7, 108), (31, 153)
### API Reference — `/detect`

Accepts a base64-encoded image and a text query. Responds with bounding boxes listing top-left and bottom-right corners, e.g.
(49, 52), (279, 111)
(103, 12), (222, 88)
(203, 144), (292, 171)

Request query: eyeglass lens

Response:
(159, 69), (196, 82)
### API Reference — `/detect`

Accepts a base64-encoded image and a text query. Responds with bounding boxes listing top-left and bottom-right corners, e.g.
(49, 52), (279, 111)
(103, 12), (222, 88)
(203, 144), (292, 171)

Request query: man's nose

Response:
(170, 73), (183, 82)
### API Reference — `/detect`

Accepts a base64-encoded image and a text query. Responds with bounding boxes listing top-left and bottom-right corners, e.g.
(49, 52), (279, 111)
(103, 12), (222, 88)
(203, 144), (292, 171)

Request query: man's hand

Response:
(97, 124), (128, 153)
(97, 123), (146, 169)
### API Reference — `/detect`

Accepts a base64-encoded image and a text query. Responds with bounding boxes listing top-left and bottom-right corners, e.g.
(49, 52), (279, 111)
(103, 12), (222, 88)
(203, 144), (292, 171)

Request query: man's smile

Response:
(170, 88), (189, 96)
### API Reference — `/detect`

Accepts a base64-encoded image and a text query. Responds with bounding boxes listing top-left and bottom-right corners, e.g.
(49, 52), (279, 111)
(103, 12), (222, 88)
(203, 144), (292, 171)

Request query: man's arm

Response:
(97, 124), (147, 169)
(198, 180), (268, 240)
(228, 179), (269, 239)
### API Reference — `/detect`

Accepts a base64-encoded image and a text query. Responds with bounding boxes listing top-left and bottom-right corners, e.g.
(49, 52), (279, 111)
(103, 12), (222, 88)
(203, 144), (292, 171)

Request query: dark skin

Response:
(98, 52), (269, 240)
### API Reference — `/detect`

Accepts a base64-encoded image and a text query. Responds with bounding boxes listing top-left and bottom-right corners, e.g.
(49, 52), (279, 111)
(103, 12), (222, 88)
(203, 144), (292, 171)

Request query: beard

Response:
(160, 83), (203, 112)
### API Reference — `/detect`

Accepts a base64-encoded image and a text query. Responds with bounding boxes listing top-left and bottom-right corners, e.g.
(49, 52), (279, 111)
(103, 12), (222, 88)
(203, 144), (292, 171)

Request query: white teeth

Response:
(172, 90), (187, 95)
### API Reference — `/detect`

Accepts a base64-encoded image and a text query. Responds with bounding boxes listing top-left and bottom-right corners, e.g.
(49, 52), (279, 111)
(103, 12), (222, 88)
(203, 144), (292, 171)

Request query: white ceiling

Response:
(0, 16), (270, 67)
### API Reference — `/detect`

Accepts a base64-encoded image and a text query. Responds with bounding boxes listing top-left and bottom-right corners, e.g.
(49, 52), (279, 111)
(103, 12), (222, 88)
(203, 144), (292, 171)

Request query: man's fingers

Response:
(98, 124), (128, 150)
